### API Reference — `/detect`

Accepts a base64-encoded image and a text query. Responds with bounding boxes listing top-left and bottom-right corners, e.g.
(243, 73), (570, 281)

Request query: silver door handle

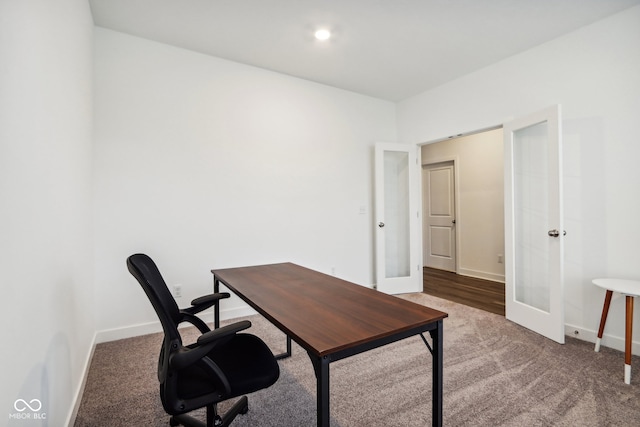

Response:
(378, 222), (385, 228)
(548, 229), (567, 237)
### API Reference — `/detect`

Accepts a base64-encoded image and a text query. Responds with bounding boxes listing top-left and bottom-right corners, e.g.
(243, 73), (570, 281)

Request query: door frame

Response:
(416, 113), (565, 343)
(421, 156), (460, 274)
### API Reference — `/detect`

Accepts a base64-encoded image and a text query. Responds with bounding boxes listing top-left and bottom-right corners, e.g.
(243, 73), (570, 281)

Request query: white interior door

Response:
(423, 162), (456, 272)
(504, 105), (564, 343)
(374, 143), (421, 294)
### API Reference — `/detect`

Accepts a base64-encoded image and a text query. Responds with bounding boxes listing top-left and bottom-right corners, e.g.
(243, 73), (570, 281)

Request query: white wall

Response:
(0, 0), (95, 425)
(399, 6), (640, 353)
(421, 129), (505, 282)
(93, 28), (397, 337)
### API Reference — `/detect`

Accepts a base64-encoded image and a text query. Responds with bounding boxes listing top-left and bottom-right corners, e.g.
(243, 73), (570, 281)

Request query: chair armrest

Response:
(170, 320), (252, 370)
(181, 292), (230, 316)
(179, 293), (231, 333)
(197, 320), (251, 346)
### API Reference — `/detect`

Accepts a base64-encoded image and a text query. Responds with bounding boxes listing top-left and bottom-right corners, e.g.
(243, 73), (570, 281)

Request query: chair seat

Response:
(176, 334), (280, 401)
(212, 334), (280, 396)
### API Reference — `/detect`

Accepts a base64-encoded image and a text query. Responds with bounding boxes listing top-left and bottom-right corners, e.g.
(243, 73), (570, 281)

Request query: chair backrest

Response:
(127, 254), (182, 337)
(126, 253), (184, 387)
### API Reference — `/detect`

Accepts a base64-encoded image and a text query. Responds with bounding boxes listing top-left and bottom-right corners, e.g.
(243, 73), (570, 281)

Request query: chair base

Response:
(170, 396), (249, 427)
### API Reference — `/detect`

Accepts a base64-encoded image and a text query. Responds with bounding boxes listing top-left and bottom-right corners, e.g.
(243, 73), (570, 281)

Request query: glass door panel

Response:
(383, 150), (410, 278)
(514, 121), (550, 312)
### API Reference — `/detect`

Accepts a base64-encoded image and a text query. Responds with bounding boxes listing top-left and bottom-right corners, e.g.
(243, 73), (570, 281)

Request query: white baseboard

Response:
(95, 306), (257, 344)
(66, 333), (97, 427)
(457, 267), (505, 283)
(564, 323), (640, 355)
(199, 306), (257, 327)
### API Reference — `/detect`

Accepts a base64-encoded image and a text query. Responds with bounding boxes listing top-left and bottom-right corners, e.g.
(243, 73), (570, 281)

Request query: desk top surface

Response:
(593, 278), (640, 296)
(212, 262), (448, 357)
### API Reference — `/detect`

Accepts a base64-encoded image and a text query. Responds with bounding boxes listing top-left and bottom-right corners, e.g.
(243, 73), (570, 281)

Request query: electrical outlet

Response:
(498, 254), (503, 264)
(173, 284), (182, 298)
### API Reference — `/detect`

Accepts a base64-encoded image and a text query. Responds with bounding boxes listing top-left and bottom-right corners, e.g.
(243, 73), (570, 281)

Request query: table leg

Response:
(429, 320), (443, 427)
(308, 353), (330, 427)
(595, 290), (613, 352)
(213, 278), (221, 329)
(275, 336), (292, 360)
(625, 295), (634, 384)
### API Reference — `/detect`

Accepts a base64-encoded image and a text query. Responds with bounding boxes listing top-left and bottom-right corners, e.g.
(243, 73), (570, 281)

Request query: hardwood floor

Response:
(423, 267), (505, 316)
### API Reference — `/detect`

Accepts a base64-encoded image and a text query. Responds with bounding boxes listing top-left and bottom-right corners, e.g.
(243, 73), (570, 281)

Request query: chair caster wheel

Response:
(169, 417), (180, 426)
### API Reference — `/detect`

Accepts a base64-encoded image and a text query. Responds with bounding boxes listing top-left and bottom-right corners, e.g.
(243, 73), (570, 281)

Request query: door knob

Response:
(378, 222), (385, 228)
(547, 229), (566, 237)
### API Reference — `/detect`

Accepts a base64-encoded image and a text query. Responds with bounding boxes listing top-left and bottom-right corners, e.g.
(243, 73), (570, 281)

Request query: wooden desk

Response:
(211, 262), (448, 426)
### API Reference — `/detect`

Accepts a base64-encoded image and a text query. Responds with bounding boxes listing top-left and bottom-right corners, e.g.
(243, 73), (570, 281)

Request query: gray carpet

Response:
(74, 293), (640, 426)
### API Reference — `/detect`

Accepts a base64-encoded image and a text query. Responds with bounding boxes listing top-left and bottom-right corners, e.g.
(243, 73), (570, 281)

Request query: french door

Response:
(374, 143), (421, 294)
(504, 105), (565, 343)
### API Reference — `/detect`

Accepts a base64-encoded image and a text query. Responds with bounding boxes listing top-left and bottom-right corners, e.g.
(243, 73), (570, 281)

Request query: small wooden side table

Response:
(593, 278), (640, 384)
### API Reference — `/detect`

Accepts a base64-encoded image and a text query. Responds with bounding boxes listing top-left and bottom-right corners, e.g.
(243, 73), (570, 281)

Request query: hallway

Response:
(423, 267), (505, 316)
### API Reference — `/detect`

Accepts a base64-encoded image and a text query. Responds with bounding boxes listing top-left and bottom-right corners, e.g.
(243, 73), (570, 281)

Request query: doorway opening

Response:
(420, 128), (505, 315)
(423, 267), (505, 315)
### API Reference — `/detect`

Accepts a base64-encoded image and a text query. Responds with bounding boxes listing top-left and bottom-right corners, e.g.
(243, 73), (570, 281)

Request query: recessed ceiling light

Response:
(314, 29), (331, 41)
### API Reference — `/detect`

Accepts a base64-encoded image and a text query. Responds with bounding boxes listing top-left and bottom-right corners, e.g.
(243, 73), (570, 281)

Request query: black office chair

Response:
(127, 253), (280, 427)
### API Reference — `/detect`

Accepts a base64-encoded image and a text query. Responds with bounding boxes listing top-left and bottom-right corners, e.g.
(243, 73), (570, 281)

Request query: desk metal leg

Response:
(213, 278), (221, 329)
(429, 320), (443, 427)
(308, 353), (330, 427)
(275, 336), (292, 360)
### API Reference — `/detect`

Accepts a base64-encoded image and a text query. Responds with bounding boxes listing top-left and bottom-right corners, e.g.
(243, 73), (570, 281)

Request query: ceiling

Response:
(89, 0), (640, 101)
